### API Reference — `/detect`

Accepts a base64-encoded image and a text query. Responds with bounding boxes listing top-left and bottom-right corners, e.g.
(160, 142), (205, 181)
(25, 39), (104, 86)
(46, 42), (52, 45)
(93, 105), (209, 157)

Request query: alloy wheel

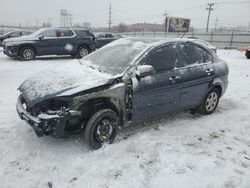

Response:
(205, 92), (218, 112)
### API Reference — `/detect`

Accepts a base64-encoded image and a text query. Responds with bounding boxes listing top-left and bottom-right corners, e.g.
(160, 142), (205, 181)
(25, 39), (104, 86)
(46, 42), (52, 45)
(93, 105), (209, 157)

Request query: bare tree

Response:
(117, 23), (128, 33)
(83, 22), (91, 30)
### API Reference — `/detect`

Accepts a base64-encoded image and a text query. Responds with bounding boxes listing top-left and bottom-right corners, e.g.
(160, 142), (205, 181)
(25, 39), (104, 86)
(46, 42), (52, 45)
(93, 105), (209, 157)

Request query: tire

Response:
(197, 88), (220, 115)
(77, 46), (89, 58)
(84, 109), (119, 150)
(19, 47), (35, 61)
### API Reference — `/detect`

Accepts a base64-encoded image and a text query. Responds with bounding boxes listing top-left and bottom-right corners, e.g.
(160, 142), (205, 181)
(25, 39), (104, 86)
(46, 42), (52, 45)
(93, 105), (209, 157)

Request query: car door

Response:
(178, 42), (215, 109)
(132, 43), (182, 122)
(95, 34), (112, 48)
(55, 29), (75, 55)
(35, 29), (59, 55)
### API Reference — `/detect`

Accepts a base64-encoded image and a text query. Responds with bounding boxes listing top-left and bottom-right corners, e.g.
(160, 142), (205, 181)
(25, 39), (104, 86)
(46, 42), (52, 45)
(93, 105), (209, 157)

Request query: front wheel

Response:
(197, 88), (220, 115)
(84, 109), (119, 150)
(19, 47), (35, 61)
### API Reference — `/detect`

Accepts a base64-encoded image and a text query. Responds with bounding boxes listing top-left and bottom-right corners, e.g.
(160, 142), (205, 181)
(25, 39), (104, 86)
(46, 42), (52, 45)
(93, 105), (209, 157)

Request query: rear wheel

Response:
(197, 88), (220, 115)
(84, 109), (119, 150)
(20, 47), (35, 61)
(77, 46), (89, 58)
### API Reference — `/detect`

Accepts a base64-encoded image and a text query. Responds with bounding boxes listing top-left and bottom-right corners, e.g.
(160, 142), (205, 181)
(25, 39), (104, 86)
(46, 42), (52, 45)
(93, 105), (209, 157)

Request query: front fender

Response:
(72, 83), (126, 119)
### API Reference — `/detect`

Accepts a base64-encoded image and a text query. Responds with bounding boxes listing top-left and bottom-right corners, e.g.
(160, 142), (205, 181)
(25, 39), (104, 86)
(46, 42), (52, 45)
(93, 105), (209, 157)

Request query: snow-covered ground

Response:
(0, 48), (250, 188)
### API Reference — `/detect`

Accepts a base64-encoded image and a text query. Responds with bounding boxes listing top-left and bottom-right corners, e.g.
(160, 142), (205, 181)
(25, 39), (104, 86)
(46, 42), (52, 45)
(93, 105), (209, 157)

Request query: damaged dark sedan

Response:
(16, 38), (229, 149)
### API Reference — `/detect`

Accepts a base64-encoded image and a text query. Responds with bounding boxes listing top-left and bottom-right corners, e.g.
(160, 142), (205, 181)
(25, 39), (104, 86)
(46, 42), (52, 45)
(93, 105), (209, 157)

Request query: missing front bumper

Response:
(16, 95), (81, 137)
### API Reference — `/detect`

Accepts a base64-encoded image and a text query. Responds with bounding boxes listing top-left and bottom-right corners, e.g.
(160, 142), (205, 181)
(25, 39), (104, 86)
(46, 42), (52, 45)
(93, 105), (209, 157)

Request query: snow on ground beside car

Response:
(0, 48), (250, 188)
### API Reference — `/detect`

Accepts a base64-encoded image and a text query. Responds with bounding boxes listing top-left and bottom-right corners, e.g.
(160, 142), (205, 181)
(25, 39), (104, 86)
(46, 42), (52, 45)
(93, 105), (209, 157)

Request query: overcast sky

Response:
(0, 0), (249, 29)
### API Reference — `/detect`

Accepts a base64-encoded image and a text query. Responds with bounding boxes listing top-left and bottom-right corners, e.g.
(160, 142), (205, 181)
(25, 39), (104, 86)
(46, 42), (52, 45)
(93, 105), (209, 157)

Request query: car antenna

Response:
(181, 32), (186, 39)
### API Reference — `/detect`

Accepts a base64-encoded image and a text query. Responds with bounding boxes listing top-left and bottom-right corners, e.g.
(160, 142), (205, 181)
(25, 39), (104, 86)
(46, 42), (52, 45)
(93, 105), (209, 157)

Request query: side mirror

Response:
(38, 35), (44, 40)
(136, 65), (155, 78)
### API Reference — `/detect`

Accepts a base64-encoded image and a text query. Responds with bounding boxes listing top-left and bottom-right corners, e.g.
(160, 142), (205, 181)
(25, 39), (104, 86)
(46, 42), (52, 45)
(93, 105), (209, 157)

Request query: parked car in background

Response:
(94, 33), (122, 48)
(0, 30), (32, 46)
(2, 28), (95, 60)
(246, 46), (250, 59)
(16, 38), (228, 149)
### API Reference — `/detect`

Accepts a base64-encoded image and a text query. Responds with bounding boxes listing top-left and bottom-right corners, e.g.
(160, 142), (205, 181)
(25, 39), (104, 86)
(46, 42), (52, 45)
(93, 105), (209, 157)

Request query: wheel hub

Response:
(79, 48), (88, 57)
(23, 49), (34, 60)
(96, 119), (113, 142)
(205, 92), (218, 112)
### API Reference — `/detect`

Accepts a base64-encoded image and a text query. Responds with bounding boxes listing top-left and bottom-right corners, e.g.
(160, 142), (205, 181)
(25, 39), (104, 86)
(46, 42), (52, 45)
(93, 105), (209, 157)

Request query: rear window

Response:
(77, 30), (91, 37)
(180, 44), (212, 66)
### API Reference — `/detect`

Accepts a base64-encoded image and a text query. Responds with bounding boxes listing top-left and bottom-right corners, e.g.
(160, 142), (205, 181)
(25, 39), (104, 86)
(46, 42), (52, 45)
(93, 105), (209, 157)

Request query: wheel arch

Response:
(18, 44), (37, 56)
(77, 97), (122, 126)
(77, 44), (91, 53)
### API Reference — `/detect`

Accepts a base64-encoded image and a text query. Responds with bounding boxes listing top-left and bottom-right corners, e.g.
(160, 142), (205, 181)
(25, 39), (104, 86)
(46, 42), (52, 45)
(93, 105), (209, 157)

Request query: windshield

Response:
(3, 31), (12, 36)
(30, 28), (48, 37)
(83, 38), (150, 75)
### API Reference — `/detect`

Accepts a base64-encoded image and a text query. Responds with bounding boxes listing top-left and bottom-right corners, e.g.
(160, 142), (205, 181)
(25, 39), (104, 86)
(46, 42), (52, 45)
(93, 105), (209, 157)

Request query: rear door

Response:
(132, 43), (182, 122)
(177, 42), (215, 109)
(55, 29), (75, 55)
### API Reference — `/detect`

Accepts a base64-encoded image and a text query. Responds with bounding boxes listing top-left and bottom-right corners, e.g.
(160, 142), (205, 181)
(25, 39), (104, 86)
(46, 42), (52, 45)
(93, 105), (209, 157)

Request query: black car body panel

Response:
(2, 28), (95, 58)
(16, 38), (229, 138)
(246, 47), (250, 59)
(94, 33), (122, 48)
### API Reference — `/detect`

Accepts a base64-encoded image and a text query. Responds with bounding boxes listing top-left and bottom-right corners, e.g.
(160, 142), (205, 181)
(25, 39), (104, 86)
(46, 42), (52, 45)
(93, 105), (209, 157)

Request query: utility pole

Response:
(163, 11), (168, 32)
(206, 3), (214, 32)
(248, 21), (250, 32)
(108, 3), (112, 31)
(214, 18), (218, 31)
(69, 12), (73, 27)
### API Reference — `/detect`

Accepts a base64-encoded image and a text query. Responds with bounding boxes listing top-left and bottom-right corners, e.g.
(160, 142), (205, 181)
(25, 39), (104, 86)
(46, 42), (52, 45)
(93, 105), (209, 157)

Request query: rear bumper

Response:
(16, 95), (80, 137)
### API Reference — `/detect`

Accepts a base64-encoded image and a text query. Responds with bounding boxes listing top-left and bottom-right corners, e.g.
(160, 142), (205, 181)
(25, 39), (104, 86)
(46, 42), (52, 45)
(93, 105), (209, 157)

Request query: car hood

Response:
(19, 60), (116, 106)
(4, 35), (35, 43)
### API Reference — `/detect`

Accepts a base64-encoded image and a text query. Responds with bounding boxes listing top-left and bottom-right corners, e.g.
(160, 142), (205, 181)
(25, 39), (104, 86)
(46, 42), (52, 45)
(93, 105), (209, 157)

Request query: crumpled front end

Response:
(16, 95), (81, 137)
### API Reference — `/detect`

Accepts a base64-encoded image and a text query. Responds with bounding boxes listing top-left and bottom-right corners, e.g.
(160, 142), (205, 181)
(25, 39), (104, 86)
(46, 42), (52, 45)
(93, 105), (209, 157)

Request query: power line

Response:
(206, 3), (215, 32)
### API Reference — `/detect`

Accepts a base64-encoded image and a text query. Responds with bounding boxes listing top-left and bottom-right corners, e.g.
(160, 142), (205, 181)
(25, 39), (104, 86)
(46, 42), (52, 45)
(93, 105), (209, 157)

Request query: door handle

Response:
(169, 75), (181, 81)
(205, 68), (214, 73)
(205, 68), (214, 76)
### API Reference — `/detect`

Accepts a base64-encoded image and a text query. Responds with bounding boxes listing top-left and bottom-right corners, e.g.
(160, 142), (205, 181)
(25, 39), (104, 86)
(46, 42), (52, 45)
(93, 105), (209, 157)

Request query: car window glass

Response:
(97, 34), (105, 38)
(77, 30), (90, 37)
(9, 32), (21, 37)
(105, 34), (114, 38)
(22, 31), (31, 36)
(203, 50), (212, 63)
(57, 30), (74, 37)
(144, 45), (177, 72)
(41, 29), (56, 37)
(181, 44), (211, 66)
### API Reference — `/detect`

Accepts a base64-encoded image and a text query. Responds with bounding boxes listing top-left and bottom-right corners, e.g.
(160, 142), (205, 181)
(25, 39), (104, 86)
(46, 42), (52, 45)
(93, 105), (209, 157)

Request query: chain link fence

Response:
(119, 31), (250, 49)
